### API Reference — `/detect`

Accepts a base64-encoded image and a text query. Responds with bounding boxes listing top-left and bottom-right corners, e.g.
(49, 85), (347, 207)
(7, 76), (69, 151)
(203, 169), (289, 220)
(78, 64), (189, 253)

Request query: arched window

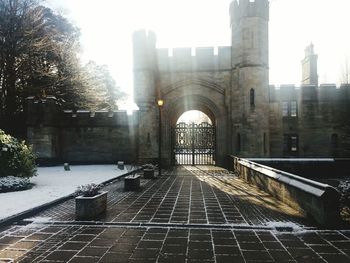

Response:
(331, 134), (338, 149)
(331, 133), (338, 157)
(237, 133), (241, 152)
(250, 89), (255, 108)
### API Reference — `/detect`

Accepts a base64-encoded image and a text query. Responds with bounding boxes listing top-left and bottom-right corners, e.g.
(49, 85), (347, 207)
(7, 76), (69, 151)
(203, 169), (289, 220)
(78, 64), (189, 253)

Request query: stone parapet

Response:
(227, 156), (340, 226)
(269, 84), (350, 102)
(25, 96), (139, 164)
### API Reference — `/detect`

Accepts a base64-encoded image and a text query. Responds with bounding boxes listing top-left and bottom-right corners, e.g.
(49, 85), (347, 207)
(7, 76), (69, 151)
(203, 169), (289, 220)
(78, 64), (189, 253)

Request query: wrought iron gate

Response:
(173, 122), (215, 165)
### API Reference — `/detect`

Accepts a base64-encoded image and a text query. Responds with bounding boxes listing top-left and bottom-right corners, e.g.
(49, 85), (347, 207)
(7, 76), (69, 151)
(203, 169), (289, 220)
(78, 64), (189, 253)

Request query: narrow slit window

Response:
(250, 89), (255, 108)
(237, 133), (241, 152)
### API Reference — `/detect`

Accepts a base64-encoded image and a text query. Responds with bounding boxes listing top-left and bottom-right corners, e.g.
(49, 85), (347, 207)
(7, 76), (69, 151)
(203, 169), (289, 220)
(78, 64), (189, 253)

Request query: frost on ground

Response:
(0, 176), (32, 192)
(0, 165), (131, 221)
(265, 221), (303, 232)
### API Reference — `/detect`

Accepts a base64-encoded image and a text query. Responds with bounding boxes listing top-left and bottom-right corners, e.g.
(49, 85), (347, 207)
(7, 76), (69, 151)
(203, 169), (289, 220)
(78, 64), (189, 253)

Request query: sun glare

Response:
(177, 111), (212, 125)
(49, 0), (350, 110)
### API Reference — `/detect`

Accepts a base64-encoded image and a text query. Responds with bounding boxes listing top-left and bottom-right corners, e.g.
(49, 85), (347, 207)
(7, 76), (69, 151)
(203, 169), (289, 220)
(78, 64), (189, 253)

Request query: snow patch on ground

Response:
(266, 221), (303, 232)
(0, 165), (129, 221)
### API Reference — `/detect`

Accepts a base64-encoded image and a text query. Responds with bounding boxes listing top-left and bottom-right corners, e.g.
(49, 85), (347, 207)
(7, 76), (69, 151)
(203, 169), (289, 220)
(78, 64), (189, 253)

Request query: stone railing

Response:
(226, 156), (340, 226)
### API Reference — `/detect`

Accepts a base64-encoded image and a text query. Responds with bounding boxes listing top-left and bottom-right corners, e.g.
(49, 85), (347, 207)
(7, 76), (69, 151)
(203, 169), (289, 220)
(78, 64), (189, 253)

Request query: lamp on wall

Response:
(157, 99), (164, 176)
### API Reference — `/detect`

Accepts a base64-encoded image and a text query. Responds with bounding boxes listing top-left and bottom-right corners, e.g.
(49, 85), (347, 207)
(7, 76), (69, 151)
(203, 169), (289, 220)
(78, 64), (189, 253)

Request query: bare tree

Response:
(0, 0), (126, 134)
(79, 61), (127, 110)
(0, 0), (83, 121)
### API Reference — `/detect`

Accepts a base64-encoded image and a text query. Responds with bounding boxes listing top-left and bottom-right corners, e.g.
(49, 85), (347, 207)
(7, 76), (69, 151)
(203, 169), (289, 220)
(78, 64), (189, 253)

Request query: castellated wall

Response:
(268, 84), (350, 158)
(156, 47), (231, 72)
(155, 47), (232, 166)
(26, 96), (138, 163)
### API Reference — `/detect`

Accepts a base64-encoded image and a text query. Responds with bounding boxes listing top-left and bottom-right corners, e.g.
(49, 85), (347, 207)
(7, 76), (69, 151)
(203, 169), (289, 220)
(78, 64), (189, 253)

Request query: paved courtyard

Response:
(1, 166), (350, 262)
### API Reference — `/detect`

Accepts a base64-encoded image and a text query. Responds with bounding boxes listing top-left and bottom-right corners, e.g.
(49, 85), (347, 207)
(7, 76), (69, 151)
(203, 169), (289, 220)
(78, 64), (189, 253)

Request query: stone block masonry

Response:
(228, 155), (340, 226)
(26, 96), (138, 164)
(156, 46), (231, 72)
(25, 0), (350, 165)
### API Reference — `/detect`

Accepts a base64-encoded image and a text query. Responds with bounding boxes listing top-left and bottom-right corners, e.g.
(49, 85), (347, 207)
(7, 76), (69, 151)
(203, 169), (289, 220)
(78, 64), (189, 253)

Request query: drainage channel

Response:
(21, 219), (316, 232)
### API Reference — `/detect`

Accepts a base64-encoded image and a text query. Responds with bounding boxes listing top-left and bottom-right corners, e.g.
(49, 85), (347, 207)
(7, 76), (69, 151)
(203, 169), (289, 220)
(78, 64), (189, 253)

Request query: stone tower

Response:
(301, 43), (318, 86)
(230, 0), (270, 157)
(132, 30), (159, 163)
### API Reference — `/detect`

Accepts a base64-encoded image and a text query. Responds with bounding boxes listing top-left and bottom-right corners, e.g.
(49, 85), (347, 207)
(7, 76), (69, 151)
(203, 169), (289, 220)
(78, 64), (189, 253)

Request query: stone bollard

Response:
(64, 163), (70, 171)
(124, 174), (140, 191)
(117, 161), (124, 170)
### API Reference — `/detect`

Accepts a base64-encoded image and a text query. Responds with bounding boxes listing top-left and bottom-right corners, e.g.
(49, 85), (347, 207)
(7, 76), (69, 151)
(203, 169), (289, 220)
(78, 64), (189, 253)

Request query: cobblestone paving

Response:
(0, 166), (350, 262)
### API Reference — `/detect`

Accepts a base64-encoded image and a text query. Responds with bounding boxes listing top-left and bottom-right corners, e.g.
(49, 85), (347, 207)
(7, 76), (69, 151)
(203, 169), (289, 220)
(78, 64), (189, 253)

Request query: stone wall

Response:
(156, 47), (231, 72)
(248, 158), (350, 179)
(158, 71), (230, 166)
(269, 84), (350, 158)
(227, 156), (340, 226)
(25, 0), (350, 165)
(26, 97), (138, 164)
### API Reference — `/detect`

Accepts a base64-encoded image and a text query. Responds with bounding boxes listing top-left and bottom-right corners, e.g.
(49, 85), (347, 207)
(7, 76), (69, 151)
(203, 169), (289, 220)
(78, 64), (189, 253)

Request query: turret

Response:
(132, 29), (159, 163)
(230, 0), (270, 157)
(301, 43), (318, 86)
(133, 29), (157, 109)
(230, 0), (269, 68)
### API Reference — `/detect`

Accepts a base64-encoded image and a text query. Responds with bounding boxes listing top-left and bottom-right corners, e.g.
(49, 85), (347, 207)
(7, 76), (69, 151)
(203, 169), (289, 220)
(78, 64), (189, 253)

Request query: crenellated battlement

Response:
(26, 96), (138, 127)
(269, 84), (350, 102)
(156, 46), (231, 72)
(61, 110), (138, 127)
(132, 29), (156, 43)
(133, 29), (156, 70)
(230, 0), (269, 25)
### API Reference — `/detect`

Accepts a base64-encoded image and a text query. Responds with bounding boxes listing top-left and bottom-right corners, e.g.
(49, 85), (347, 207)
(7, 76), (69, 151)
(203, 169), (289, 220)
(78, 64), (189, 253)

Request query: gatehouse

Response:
(26, 0), (350, 165)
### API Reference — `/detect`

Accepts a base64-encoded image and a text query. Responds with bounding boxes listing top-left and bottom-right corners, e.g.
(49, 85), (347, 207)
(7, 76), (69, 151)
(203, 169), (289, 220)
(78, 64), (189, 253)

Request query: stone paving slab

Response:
(0, 166), (349, 262)
(1, 224), (350, 262)
(30, 166), (309, 227)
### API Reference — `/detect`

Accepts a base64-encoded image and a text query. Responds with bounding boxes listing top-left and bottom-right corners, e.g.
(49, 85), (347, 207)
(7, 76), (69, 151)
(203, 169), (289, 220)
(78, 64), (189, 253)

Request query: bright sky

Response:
(49, 0), (350, 108)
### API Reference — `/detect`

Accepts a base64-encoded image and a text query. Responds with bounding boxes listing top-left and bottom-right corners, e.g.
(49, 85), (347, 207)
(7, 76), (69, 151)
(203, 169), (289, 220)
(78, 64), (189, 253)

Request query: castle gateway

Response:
(132, 0), (350, 166)
(27, 0), (350, 165)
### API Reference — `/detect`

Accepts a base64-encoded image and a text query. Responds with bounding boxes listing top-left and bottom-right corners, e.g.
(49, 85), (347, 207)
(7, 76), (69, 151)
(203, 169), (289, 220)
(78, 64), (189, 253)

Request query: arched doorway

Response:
(172, 110), (216, 165)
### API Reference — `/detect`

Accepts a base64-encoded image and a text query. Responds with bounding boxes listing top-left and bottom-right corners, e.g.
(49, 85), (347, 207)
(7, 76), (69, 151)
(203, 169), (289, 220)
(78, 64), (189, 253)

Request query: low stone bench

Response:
(228, 156), (340, 226)
(124, 174), (140, 191)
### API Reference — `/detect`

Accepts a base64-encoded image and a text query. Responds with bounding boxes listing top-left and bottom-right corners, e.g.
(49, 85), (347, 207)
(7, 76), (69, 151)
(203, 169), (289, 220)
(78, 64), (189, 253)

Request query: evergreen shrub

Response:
(0, 129), (37, 178)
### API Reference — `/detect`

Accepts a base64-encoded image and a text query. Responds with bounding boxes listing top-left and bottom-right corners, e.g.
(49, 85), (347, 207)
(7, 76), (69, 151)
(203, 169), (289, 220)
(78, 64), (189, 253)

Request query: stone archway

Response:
(161, 93), (227, 167)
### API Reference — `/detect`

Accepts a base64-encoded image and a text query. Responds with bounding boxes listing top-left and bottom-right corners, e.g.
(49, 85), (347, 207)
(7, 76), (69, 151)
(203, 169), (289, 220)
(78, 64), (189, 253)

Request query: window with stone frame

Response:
(290, 101), (298, 117)
(331, 133), (338, 156)
(283, 134), (299, 155)
(236, 133), (241, 152)
(282, 101), (289, 117)
(282, 101), (298, 117)
(290, 135), (298, 151)
(331, 133), (338, 148)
